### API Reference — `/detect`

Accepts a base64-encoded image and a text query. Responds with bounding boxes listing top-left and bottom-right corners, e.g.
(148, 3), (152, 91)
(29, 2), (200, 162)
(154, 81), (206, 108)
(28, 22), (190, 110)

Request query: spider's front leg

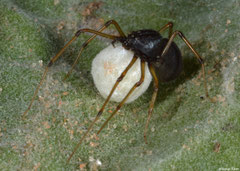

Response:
(22, 20), (125, 118)
(65, 20), (126, 79)
(67, 56), (139, 162)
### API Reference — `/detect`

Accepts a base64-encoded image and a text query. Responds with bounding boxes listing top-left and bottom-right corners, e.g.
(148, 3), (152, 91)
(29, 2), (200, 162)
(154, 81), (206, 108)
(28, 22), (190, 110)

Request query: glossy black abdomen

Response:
(153, 38), (182, 82)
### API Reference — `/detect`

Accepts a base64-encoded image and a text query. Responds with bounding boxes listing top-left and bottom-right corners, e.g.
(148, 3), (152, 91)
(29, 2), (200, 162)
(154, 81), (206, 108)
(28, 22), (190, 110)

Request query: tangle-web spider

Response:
(22, 20), (212, 162)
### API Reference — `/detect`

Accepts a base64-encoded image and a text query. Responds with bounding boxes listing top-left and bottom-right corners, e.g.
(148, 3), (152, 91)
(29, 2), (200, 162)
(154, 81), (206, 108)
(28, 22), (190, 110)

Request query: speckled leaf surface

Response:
(0, 0), (239, 170)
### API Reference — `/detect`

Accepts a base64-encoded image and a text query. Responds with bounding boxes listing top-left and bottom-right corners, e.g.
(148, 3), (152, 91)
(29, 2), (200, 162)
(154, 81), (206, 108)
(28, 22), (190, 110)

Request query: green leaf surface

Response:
(0, 0), (239, 170)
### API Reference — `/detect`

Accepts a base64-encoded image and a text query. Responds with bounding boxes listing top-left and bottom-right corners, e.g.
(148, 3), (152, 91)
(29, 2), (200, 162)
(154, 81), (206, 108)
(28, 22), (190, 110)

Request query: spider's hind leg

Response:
(162, 30), (214, 102)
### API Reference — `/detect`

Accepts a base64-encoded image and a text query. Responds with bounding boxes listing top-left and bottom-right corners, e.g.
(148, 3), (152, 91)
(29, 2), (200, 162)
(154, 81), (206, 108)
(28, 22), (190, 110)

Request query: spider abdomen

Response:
(153, 38), (182, 82)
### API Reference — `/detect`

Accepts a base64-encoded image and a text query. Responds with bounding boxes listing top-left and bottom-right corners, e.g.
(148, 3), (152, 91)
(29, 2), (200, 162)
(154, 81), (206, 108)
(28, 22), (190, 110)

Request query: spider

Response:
(22, 20), (212, 162)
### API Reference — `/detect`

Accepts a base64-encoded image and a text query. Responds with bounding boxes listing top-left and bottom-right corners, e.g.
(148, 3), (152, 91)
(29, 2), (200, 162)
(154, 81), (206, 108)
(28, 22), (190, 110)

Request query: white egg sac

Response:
(91, 44), (152, 103)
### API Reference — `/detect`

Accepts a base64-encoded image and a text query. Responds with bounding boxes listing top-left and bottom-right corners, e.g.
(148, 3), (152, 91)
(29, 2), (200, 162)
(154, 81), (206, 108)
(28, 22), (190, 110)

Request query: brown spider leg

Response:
(158, 22), (173, 38)
(144, 64), (159, 144)
(162, 30), (214, 102)
(64, 20), (126, 80)
(22, 36), (77, 119)
(97, 60), (145, 135)
(22, 30), (119, 118)
(67, 56), (138, 163)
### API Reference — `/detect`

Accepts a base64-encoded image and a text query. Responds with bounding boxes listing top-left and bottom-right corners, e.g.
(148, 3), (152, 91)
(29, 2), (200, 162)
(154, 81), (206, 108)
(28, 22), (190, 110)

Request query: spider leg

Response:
(64, 20), (126, 80)
(67, 55), (138, 163)
(22, 28), (120, 118)
(144, 64), (159, 144)
(158, 22), (173, 38)
(162, 30), (214, 102)
(96, 60), (145, 135)
(22, 36), (77, 118)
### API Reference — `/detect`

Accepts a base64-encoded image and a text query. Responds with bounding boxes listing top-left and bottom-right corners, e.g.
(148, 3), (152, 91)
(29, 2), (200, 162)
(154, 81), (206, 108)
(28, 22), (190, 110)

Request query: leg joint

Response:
(136, 80), (144, 87)
(154, 87), (159, 92)
(117, 76), (123, 82)
(97, 110), (103, 117)
(75, 30), (83, 37)
(48, 60), (53, 67)
(167, 22), (173, 27)
(116, 105), (121, 111)
(174, 30), (184, 38)
(105, 20), (114, 26)
(198, 57), (204, 64)
(82, 42), (88, 48)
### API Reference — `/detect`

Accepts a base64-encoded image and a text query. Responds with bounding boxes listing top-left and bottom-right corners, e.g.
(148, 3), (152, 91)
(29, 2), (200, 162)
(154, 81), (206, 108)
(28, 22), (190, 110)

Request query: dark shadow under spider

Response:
(22, 20), (214, 162)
